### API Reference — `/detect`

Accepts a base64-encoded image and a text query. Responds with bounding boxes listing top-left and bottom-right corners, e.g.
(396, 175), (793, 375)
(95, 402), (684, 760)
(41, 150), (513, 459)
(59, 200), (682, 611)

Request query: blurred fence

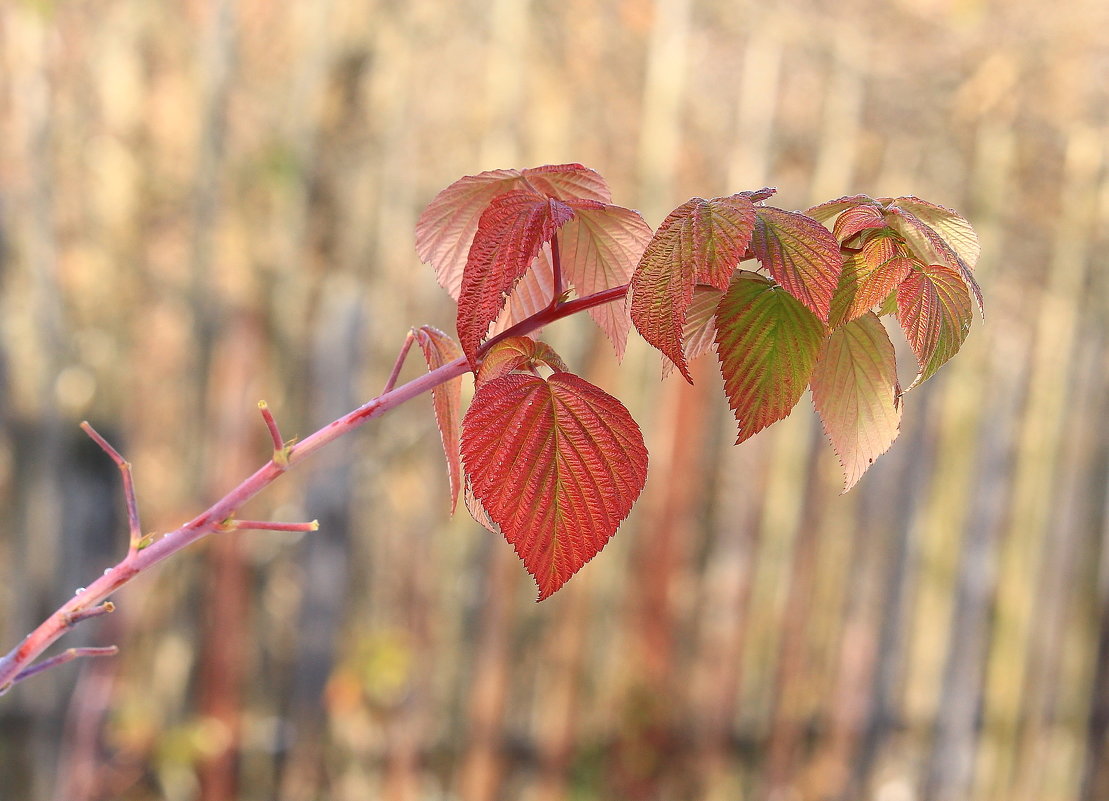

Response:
(0, 1), (1107, 800)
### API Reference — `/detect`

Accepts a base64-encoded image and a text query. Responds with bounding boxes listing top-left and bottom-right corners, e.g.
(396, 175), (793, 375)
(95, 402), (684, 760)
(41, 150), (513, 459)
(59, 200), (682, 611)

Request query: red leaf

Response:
(750, 206), (842, 322)
(629, 194), (757, 382)
(416, 164), (610, 298)
(461, 372), (648, 600)
(560, 200), (653, 359)
(715, 271), (827, 443)
(896, 263), (974, 389)
(489, 242), (556, 337)
(476, 336), (568, 385)
(414, 326), (465, 513)
(810, 312), (902, 491)
(885, 204), (984, 314)
(457, 190), (575, 367)
(832, 204), (887, 243)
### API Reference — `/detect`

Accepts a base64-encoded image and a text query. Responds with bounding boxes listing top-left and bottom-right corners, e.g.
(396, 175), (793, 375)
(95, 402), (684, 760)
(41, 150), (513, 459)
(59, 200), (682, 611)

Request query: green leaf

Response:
(750, 206), (843, 322)
(810, 313), (902, 491)
(416, 164), (610, 298)
(414, 326), (465, 513)
(457, 190), (575, 367)
(630, 194), (757, 382)
(461, 372), (648, 600)
(896, 263), (974, 389)
(715, 271), (826, 443)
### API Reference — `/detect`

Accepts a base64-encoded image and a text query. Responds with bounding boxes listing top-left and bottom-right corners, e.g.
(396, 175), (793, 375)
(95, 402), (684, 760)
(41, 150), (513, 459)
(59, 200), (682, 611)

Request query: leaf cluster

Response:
(414, 165), (981, 599)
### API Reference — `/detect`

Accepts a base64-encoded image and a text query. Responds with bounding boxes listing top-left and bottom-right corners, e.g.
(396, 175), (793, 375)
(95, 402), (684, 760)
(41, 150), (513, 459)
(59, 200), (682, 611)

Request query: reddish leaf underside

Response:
(715, 271), (827, 443)
(806, 195), (877, 224)
(630, 194), (756, 382)
(489, 243), (555, 336)
(750, 206), (843, 322)
(890, 197), (980, 269)
(461, 372), (648, 600)
(457, 190), (575, 367)
(661, 284), (723, 379)
(896, 263), (974, 389)
(559, 200), (653, 359)
(810, 312), (902, 491)
(414, 326), (465, 512)
(476, 336), (568, 385)
(416, 164), (610, 298)
(885, 205), (984, 314)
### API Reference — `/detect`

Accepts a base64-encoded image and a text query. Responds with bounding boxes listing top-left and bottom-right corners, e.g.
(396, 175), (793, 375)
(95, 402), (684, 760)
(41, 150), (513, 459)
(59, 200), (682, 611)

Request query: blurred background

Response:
(0, 0), (1106, 799)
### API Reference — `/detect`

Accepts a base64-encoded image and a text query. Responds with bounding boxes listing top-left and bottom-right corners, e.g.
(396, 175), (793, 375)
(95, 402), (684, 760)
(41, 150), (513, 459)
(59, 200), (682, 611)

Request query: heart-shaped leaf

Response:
(715, 271), (826, 443)
(810, 312), (902, 491)
(461, 372), (648, 600)
(896, 263), (974, 389)
(630, 194), (757, 382)
(416, 164), (610, 297)
(413, 326), (465, 512)
(457, 190), (575, 367)
(750, 206), (843, 322)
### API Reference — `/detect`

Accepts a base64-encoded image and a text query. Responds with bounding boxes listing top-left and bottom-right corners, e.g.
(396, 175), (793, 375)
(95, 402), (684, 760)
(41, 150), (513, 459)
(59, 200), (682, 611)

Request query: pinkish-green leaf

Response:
(476, 336), (569, 385)
(750, 206), (842, 322)
(714, 271), (826, 443)
(416, 164), (610, 298)
(829, 248), (916, 328)
(461, 372), (648, 600)
(630, 194), (757, 382)
(810, 312), (902, 491)
(896, 263), (974, 389)
(560, 200), (653, 359)
(414, 326), (465, 513)
(457, 190), (575, 367)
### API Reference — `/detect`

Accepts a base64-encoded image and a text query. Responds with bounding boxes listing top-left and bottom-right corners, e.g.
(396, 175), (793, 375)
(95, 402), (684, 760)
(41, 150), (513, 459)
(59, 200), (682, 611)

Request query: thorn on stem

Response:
(259, 401), (295, 467)
(219, 518), (320, 534)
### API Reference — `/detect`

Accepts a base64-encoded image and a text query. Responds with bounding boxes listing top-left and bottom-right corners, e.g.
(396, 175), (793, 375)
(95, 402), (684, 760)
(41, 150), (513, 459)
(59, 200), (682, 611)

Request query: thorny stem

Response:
(80, 423), (143, 555)
(0, 282), (632, 693)
(383, 330), (417, 393)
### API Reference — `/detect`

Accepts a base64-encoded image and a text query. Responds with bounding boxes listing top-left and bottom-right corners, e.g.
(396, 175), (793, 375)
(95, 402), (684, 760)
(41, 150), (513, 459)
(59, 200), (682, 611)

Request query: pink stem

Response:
(0, 283), (631, 693)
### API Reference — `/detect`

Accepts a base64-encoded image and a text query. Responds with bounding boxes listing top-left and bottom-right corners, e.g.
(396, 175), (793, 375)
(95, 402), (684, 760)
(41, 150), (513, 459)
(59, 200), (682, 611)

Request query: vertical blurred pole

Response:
(278, 278), (366, 801)
(189, 0), (241, 799)
(457, 2), (529, 799)
(196, 316), (266, 801)
(606, 2), (695, 795)
(1013, 142), (1105, 801)
(975, 127), (1101, 801)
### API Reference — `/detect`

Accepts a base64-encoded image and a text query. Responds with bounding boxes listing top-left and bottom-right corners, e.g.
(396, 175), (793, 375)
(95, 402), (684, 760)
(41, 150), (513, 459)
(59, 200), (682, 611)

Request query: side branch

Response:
(0, 282), (632, 693)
